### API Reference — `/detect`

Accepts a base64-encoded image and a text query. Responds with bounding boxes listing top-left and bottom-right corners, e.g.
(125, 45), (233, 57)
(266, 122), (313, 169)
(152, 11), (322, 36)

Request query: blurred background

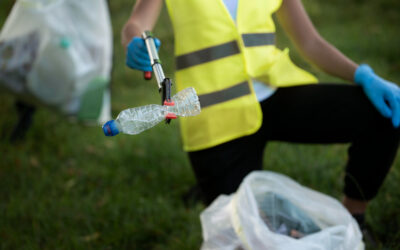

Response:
(0, 0), (399, 249)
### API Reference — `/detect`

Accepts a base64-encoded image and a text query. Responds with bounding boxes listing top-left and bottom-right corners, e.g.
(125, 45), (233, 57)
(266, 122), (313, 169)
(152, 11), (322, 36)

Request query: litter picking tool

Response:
(102, 32), (201, 137)
(142, 31), (174, 123)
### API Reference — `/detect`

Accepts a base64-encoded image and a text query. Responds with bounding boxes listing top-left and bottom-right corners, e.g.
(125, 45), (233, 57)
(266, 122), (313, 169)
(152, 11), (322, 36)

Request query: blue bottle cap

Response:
(103, 120), (119, 136)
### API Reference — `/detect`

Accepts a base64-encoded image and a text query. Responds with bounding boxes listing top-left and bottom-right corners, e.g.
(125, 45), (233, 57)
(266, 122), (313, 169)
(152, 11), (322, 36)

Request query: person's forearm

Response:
(122, 21), (141, 48)
(276, 0), (358, 82)
(121, 0), (163, 49)
(299, 35), (358, 82)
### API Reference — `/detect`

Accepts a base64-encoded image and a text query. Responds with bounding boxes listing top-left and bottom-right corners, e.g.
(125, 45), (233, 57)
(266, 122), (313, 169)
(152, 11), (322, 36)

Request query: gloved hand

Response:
(354, 64), (400, 128)
(126, 36), (161, 72)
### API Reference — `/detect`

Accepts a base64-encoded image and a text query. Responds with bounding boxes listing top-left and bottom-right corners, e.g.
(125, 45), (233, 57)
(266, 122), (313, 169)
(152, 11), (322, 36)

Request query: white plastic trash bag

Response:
(0, 0), (113, 123)
(200, 171), (364, 250)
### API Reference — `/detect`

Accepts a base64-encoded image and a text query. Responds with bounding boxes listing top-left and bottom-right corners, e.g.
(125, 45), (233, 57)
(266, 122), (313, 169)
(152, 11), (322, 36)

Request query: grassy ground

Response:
(1, 0), (399, 249)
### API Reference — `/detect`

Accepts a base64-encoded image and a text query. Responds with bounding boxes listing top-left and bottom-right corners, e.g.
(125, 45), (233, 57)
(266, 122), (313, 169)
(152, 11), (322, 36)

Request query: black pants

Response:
(189, 84), (400, 204)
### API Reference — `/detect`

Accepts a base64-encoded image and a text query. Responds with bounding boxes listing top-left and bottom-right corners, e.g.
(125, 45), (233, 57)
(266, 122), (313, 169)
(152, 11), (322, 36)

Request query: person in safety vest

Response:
(122, 0), (400, 240)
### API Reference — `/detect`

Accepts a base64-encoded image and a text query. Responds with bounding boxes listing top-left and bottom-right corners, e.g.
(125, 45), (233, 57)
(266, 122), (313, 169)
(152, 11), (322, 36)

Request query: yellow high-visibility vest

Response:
(166, 0), (318, 151)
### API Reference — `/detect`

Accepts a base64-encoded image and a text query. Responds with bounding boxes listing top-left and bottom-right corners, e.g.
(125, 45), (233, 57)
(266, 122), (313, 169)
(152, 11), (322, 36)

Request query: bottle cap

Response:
(103, 120), (119, 136)
(60, 37), (71, 49)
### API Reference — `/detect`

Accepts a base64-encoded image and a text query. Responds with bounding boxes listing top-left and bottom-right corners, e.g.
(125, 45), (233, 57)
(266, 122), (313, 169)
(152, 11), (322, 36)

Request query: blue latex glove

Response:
(354, 64), (400, 127)
(126, 37), (161, 72)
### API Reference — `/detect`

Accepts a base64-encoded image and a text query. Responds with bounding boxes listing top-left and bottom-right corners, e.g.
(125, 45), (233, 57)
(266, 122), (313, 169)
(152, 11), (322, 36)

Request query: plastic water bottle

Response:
(103, 87), (201, 136)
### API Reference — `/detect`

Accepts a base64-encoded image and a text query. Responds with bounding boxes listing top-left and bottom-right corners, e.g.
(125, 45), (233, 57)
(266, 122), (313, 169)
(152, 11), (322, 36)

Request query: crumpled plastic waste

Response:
(103, 87), (201, 136)
(0, 31), (39, 93)
(257, 192), (321, 239)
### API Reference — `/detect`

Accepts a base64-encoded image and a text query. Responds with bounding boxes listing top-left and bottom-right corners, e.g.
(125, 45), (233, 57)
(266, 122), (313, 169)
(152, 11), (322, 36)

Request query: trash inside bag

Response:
(0, 0), (113, 123)
(257, 192), (320, 239)
(200, 171), (364, 250)
(0, 31), (39, 94)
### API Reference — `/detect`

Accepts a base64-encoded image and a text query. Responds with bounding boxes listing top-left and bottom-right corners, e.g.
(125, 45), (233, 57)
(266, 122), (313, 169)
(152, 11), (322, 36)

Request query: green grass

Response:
(1, 0), (400, 249)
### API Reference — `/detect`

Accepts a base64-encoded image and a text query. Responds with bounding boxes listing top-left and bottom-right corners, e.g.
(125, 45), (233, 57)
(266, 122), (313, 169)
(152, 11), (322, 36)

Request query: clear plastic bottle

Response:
(103, 87), (201, 136)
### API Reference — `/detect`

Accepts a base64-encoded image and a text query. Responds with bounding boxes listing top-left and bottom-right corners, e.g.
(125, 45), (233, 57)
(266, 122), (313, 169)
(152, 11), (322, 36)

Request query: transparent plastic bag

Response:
(0, 0), (112, 123)
(200, 171), (364, 250)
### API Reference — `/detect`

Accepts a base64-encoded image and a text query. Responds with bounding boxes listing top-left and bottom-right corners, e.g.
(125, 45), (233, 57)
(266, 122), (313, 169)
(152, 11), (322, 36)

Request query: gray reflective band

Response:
(199, 81), (251, 108)
(242, 33), (275, 47)
(176, 41), (240, 70)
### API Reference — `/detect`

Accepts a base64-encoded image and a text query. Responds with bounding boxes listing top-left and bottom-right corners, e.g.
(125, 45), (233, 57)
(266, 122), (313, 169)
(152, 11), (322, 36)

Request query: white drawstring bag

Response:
(0, 0), (112, 123)
(200, 171), (364, 250)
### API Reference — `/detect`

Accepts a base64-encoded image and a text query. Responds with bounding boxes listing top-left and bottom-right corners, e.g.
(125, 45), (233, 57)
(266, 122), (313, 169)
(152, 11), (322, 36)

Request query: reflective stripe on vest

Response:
(242, 33), (275, 47)
(176, 41), (239, 70)
(176, 33), (275, 70)
(199, 81), (251, 108)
